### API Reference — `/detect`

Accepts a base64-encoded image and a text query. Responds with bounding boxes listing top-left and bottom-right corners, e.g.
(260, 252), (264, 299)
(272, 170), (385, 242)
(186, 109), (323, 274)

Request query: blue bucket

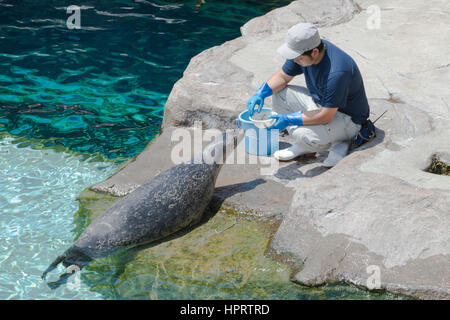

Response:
(236, 108), (279, 156)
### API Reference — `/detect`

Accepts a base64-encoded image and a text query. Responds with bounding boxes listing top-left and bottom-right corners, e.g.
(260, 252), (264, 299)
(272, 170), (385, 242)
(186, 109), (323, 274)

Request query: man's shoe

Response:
(322, 141), (350, 168)
(273, 144), (315, 161)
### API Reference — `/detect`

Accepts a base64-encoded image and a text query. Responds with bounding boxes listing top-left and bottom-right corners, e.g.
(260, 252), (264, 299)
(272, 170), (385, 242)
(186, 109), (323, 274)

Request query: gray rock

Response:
(270, 101), (450, 299)
(162, 38), (254, 130)
(240, 0), (360, 40)
(265, 0), (450, 299)
(272, 147), (450, 298)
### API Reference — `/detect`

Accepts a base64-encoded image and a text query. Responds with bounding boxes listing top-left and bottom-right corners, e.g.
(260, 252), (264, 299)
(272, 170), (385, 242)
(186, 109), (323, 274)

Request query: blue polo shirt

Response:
(281, 39), (369, 125)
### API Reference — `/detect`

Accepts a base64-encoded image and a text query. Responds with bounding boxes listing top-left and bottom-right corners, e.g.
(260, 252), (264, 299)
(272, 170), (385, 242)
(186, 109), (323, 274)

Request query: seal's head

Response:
(202, 129), (244, 165)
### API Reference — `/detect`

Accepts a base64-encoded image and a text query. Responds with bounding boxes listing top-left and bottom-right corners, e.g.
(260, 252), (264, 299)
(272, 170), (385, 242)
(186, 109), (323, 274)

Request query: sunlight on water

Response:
(0, 136), (118, 299)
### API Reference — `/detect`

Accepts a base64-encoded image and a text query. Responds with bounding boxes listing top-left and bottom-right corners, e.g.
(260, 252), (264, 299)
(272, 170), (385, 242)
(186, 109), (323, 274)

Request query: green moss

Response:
(71, 197), (403, 299)
(70, 165), (404, 300)
(83, 206), (299, 299)
(427, 154), (450, 176)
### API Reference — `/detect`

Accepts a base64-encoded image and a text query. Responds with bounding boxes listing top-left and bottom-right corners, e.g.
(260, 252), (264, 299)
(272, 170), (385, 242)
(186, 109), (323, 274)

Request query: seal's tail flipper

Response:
(41, 252), (68, 280)
(42, 247), (92, 289)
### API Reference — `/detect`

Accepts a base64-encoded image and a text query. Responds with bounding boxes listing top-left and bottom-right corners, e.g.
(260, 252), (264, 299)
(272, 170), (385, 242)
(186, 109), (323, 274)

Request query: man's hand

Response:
(247, 82), (273, 116)
(268, 111), (303, 130)
(247, 95), (264, 116)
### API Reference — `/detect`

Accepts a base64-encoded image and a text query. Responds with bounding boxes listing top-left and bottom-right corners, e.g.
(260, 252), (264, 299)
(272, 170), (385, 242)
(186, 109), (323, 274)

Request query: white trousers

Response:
(272, 85), (362, 152)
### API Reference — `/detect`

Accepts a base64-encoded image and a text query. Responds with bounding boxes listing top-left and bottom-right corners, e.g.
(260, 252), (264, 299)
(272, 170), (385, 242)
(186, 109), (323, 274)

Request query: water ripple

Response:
(135, 0), (184, 11)
(94, 9), (186, 24)
(0, 136), (118, 299)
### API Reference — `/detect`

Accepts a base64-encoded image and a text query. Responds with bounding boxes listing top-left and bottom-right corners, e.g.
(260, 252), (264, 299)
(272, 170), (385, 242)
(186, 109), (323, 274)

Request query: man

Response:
(247, 22), (370, 167)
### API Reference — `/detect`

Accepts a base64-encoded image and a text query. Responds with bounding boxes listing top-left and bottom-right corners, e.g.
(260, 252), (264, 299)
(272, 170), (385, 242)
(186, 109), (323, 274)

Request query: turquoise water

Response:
(0, 0), (293, 163)
(0, 1), (401, 300)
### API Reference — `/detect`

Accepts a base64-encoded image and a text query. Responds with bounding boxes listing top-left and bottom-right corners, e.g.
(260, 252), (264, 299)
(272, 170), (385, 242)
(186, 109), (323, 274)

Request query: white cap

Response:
(277, 23), (321, 59)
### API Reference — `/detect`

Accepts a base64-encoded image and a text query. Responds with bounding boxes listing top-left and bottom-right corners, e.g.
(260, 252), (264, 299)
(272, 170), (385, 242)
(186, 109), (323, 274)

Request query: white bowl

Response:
(249, 110), (277, 129)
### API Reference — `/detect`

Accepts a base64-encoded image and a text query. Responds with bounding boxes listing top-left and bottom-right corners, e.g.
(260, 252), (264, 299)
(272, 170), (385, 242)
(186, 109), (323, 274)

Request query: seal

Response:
(42, 129), (244, 288)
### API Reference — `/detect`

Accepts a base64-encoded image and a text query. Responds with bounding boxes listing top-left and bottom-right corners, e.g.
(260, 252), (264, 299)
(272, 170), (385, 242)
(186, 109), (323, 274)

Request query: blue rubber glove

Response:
(268, 111), (303, 130)
(247, 82), (273, 116)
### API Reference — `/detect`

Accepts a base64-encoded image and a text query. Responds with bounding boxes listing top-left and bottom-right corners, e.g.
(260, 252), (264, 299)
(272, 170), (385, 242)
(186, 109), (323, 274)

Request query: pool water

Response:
(0, 135), (117, 299)
(0, 0), (403, 299)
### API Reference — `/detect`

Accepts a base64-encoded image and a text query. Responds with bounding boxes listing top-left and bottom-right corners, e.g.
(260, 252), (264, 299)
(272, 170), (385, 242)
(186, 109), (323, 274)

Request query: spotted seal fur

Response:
(42, 129), (244, 287)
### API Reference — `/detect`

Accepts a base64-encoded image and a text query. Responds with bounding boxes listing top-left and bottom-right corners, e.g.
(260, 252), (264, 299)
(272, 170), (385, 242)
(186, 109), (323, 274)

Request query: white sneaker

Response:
(273, 144), (313, 161)
(322, 141), (350, 168)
